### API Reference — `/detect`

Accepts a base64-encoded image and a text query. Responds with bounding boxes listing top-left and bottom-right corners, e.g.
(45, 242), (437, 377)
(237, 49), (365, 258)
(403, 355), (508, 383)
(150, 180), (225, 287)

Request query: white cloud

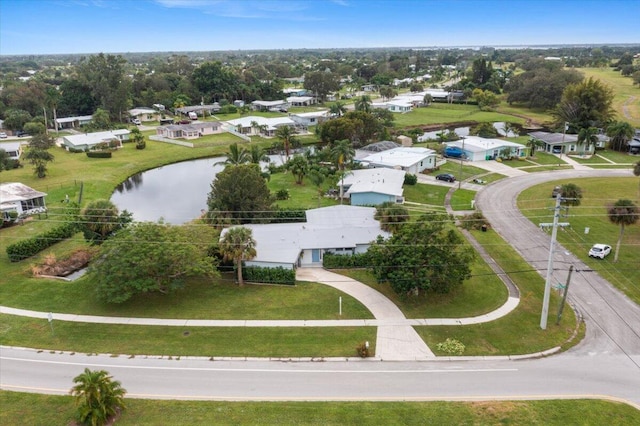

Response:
(154, 0), (322, 20)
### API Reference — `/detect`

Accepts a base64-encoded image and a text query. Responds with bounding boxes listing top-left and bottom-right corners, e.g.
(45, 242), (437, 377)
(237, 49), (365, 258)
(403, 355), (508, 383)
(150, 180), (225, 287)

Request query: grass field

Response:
(393, 103), (526, 128)
(3, 391), (639, 426)
(580, 67), (640, 127)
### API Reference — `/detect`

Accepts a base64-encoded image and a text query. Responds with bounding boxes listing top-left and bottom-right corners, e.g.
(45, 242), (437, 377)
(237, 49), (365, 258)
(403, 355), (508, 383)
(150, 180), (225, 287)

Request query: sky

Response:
(1, 0), (639, 55)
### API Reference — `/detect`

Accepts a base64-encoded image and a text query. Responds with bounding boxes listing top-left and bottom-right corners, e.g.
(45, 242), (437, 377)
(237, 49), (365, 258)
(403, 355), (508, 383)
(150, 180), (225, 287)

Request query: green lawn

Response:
(570, 150), (638, 165)
(393, 103), (525, 128)
(269, 171), (340, 210)
(580, 67), (640, 127)
(518, 177), (640, 305)
(402, 183), (448, 210)
(3, 392), (639, 426)
(450, 188), (477, 211)
(416, 228), (580, 356)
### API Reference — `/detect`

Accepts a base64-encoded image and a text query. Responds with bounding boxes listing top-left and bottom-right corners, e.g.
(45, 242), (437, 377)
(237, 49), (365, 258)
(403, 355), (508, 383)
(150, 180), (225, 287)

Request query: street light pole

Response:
(541, 194), (562, 330)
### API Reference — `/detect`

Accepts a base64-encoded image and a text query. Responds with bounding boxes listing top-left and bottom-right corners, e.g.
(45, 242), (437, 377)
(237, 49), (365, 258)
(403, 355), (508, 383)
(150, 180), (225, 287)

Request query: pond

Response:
(417, 122), (518, 142)
(111, 155), (285, 224)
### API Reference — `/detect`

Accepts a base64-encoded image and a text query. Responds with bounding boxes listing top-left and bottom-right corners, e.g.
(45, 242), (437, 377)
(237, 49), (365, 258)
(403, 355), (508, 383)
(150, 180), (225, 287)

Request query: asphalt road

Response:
(2, 168), (640, 406)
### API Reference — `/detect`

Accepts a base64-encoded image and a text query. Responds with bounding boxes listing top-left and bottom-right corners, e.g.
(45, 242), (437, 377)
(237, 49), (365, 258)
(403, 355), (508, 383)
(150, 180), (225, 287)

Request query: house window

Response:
(570, 145), (575, 151)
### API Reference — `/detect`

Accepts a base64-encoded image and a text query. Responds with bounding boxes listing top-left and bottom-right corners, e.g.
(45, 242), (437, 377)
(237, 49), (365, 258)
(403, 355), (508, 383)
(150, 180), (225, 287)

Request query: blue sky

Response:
(1, 0), (638, 55)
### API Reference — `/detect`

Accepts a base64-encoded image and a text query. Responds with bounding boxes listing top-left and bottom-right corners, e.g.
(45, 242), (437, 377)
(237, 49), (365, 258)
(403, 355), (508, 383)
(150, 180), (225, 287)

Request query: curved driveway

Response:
(2, 169), (640, 406)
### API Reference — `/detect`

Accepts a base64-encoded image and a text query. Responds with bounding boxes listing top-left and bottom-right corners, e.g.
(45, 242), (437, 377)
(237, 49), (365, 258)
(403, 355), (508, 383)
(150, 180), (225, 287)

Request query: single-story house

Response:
(283, 88), (309, 97)
(175, 104), (221, 117)
(233, 100), (245, 108)
(54, 115), (93, 130)
(289, 111), (329, 127)
(286, 96), (316, 107)
(357, 146), (437, 174)
(0, 141), (23, 160)
(221, 205), (389, 269)
(62, 129), (130, 151)
(1, 182), (47, 220)
(224, 116), (298, 137)
(251, 100), (289, 112)
(361, 84), (377, 92)
(445, 136), (527, 161)
(339, 168), (406, 206)
(528, 131), (581, 155)
(128, 107), (161, 122)
(156, 121), (223, 140)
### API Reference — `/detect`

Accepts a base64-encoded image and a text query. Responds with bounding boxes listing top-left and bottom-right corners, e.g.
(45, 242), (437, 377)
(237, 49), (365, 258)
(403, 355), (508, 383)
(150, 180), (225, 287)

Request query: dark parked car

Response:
(435, 173), (456, 183)
(15, 130), (29, 137)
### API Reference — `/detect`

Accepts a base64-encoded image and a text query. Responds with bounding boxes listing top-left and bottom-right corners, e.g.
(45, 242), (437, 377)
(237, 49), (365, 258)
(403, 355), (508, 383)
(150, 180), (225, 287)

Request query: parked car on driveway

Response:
(444, 146), (465, 158)
(435, 173), (456, 183)
(0, 132), (7, 138)
(15, 130), (29, 137)
(589, 244), (611, 259)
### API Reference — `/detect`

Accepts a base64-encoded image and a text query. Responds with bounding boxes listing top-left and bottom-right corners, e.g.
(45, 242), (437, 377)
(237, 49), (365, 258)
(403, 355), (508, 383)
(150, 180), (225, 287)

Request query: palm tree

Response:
(80, 199), (123, 244)
(219, 226), (256, 286)
(216, 143), (249, 166)
(330, 139), (355, 171)
(354, 95), (372, 113)
(247, 144), (269, 165)
(329, 101), (347, 117)
(70, 368), (126, 426)
(606, 121), (635, 152)
(286, 154), (309, 185)
(275, 125), (297, 160)
(559, 183), (582, 215)
(577, 126), (598, 156)
(307, 168), (326, 207)
(526, 137), (543, 157)
(502, 122), (518, 138)
(607, 199), (639, 262)
(250, 120), (260, 135)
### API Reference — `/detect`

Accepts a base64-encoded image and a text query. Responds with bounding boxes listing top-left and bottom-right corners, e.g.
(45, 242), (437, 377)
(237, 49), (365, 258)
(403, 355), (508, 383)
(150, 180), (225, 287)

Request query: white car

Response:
(131, 118), (141, 125)
(0, 132), (7, 138)
(589, 244), (611, 259)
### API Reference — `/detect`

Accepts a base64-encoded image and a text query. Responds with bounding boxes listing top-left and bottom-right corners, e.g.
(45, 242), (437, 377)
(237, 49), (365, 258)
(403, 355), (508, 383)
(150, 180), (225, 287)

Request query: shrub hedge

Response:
(323, 252), (370, 269)
(6, 222), (78, 262)
(242, 266), (295, 285)
(86, 151), (112, 158)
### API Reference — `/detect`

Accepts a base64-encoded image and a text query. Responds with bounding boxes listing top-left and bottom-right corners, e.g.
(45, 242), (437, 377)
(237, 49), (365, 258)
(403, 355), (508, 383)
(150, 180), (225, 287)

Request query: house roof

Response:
(0, 182), (47, 205)
(342, 168), (405, 197)
(290, 111), (329, 119)
(128, 107), (157, 116)
(358, 147), (436, 168)
(159, 121), (220, 132)
(225, 116), (295, 129)
(63, 129), (130, 147)
(0, 141), (22, 152)
(529, 131), (578, 144)
(222, 205), (388, 265)
(251, 100), (287, 107)
(55, 115), (93, 124)
(445, 136), (525, 153)
(286, 96), (315, 103)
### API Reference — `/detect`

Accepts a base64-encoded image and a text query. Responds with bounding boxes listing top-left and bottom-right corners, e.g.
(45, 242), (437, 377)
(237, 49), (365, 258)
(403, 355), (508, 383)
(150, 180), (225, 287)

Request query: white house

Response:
(1, 182), (47, 220)
(62, 129), (130, 151)
(286, 96), (316, 107)
(289, 111), (329, 127)
(128, 107), (161, 122)
(221, 205), (389, 269)
(156, 121), (223, 140)
(224, 116), (297, 137)
(357, 146), (437, 174)
(251, 100), (289, 112)
(445, 136), (527, 161)
(0, 141), (23, 160)
(339, 168), (406, 206)
(54, 115), (93, 130)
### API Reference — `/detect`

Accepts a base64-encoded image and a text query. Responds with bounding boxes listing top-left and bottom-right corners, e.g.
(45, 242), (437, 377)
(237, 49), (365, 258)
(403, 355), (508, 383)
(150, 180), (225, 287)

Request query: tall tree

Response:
(207, 163), (274, 224)
(374, 202), (410, 233)
(77, 53), (130, 122)
(329, 101), (347, 117)
(607, 199), (639, 263)
(216, 142), (249, 166)
(191, 61), (238, 102)
(606, 121), (635, 152)
(70, 368), (126, 426)
(330, 139), (355, 171)
(367, 213), (475, 296)
(526, 137), (544, 157)
(559, 183), (582, 215)
(24, 133), (55, 178)
(219, 226), (256, 286)
(90, 222), (218, 303)
(286, 154), (309, 185)
(247, 144), (269, 164)
(303, 70), (340, 102)
(554, 77), (615, 131)
(354, 95), (372, 113)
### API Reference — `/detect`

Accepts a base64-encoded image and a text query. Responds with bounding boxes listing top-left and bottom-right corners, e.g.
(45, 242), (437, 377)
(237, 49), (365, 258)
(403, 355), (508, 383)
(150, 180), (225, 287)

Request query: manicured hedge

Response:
(6, 222), (78, 262)
(86, 151), (112, 158)
(268, 208), (306, 224)
(242, 266), (296, 285)
(323, 252), (370, 269)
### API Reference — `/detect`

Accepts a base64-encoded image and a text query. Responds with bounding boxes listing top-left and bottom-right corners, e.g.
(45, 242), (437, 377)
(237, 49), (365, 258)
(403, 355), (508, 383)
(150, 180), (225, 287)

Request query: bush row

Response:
(242, 266), (296, 285)
(86, 151), (112, 158)
(6, 222), (78, 262)
(323, 252), (370, 269)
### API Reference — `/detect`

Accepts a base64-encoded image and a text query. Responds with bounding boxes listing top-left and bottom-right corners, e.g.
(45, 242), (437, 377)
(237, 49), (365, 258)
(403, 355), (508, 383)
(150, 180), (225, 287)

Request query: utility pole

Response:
(541, 194), (563, 330)
(556, 265), (574, 325)
(458, 136), (465, 190)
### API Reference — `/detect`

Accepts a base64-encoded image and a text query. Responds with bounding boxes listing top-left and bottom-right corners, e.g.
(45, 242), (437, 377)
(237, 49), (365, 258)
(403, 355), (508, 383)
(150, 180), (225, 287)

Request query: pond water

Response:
(111, 155), (285, 224)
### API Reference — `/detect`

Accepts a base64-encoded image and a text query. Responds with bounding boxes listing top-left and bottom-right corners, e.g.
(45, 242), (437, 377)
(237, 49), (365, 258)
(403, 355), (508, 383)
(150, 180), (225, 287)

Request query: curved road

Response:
(2, 169), (640, 407)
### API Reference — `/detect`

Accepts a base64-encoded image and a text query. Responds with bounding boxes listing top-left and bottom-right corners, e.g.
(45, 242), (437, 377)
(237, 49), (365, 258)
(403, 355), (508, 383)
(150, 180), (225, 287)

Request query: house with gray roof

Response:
(1, 182), (47, 220)
(221, 205), (389, 269)
(528, 131), (581, 155)
(357, 146), (437, 174)
(339, 168), (406, 206)
(0, 141), (24, 160)
(224, 116), (297, 137)
(156, 121), (222, 140)
(128, 107), (161, 122)
(62, 129), (130, 151)
(54, 115), (93, 130)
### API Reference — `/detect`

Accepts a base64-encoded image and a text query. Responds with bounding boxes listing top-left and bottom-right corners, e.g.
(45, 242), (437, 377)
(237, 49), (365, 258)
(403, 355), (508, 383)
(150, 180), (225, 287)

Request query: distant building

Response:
(62, 130), (130, 151)
(1, 182), (47, 220)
